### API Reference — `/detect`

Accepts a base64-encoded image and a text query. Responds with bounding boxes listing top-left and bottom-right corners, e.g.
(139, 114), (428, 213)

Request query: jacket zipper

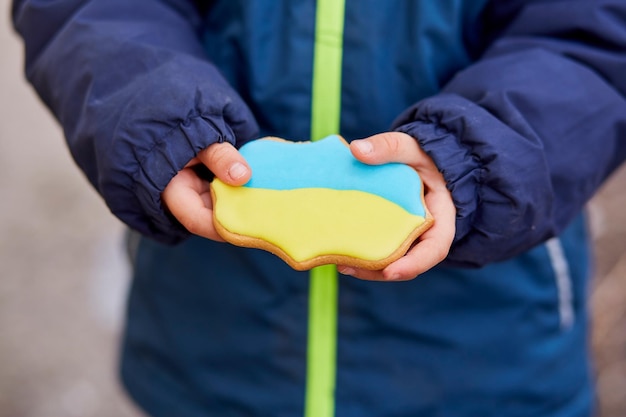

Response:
(305, 0), (346, 416)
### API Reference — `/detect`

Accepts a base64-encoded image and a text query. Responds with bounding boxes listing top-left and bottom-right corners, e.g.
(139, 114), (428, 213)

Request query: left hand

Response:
(337, 132), (456, 281)
(162, 142), (251, 241)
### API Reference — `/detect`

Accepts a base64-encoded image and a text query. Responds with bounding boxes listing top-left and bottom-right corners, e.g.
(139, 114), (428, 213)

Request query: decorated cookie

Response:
(210, 135), (433, 271)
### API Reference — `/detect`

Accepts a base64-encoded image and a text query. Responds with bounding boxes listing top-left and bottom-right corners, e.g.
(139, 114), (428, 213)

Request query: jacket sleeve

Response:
(12, 0), (259, 244)
(393, 0), (626, 268)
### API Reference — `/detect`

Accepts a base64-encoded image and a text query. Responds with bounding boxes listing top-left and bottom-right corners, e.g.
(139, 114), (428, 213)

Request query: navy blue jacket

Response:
(12, 0), (626, 267)
(11, 2), (626, 416)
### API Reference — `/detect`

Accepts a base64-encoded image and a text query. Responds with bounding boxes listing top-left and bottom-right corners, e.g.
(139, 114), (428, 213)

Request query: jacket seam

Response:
(409, 115), (486, 185)
(129, 112), (229, 238)
(136, 112), (227, 174)
(404, 117), (485, 228)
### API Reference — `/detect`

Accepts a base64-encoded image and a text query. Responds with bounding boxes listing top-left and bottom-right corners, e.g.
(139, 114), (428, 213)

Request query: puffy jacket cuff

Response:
(131, 114), (238, 244)
(393, 115), (480, 244)
(393, 93), (558, 267)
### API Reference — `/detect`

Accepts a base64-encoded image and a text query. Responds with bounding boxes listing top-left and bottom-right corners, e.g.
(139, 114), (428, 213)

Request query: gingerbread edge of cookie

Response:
(211, 184), (434, 270)
(209, 136), (434, 271)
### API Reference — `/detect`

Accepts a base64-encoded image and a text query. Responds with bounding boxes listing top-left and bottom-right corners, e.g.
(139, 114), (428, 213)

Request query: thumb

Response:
(197, 142), (251, 186)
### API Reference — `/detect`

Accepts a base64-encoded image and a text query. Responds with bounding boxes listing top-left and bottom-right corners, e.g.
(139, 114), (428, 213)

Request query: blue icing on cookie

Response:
(239, 135), (425, 217)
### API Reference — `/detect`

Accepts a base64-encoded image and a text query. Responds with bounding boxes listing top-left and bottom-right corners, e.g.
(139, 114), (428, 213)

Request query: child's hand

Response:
(162, 142), (251, 241)
(337, 132), (456, 281)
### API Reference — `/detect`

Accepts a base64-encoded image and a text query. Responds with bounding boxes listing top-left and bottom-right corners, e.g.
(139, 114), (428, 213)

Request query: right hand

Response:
(338, 132), (456, 281)
(161, 142), (251, 241)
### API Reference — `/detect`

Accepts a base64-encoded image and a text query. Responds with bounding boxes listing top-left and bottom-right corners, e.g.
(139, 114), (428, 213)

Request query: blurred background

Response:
(0, 2), (141, 416)
(1, 2), (625, 417)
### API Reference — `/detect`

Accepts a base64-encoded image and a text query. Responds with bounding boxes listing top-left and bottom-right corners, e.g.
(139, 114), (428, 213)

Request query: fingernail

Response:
(354, 140), (373, 155)
(229, 162), (248, 180)
(386, 272), (402, 281)
(338, 267), (355, 276)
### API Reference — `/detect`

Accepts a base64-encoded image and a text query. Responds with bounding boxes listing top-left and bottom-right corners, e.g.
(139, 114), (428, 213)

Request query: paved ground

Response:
(1, 3), (625, 417)
(589, 169), (626, 417)
(1, 5), (142, 416)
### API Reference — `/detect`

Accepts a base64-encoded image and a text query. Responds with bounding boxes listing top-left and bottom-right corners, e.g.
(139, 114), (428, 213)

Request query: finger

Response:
(381, 234), (448, 280)
(161, 167), (224, 241)
(183, 156), (201, 168)
(336, 197), (454, 282)
(337, 265), (386, 281)
(350, 132), (421, 166)
(197, 142), (251, 186)
(338, 219), (452, 282)
(382, 187), (456, 280)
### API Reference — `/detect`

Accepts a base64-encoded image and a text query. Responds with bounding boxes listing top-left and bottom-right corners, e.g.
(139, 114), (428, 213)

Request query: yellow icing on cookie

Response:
(212, 180), (426, 262)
